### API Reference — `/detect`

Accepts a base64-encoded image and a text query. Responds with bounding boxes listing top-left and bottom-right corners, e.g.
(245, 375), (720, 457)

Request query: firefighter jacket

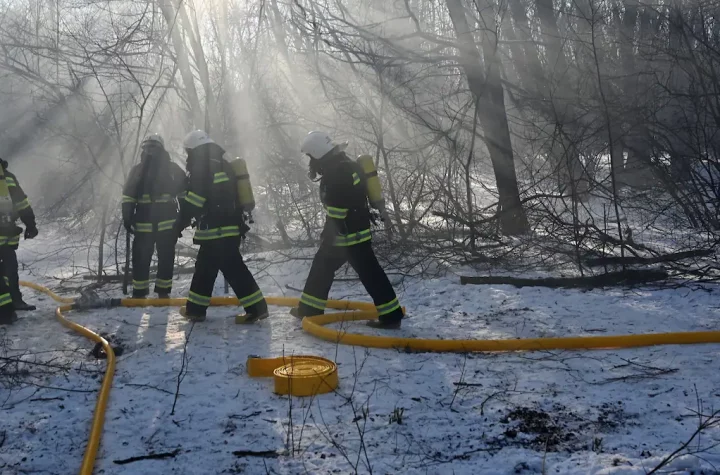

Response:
(122, 150), (186, 233)
(178, 142), (244, 243)
(0, 161), (35, 248)
(319, 151), (372, 247)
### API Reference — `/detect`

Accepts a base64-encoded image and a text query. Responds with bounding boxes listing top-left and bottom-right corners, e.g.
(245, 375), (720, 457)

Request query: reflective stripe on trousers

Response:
(300, 292), (327, 311)
(376, 297), (401, 316)
(194, 226), (240, 241)
(188, 291), (211, 306)
(134, 223), (153, 233)
(132, 280), (150, 290)
(155, 278), (172, 290)
(133, 221), (177, 233)
(334, 229), (371, 247)
(238, 289), (264, 308)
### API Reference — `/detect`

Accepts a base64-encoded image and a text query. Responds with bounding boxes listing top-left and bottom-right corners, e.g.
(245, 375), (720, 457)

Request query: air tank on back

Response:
(356, 154), (385, 210)
(229, 157), (255, 212)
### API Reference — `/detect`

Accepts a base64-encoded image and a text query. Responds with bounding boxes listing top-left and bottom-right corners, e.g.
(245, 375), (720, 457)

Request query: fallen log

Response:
(113, 448), (181, 465)
(459, 269), (668, 288)
(585, 249), (713, 267)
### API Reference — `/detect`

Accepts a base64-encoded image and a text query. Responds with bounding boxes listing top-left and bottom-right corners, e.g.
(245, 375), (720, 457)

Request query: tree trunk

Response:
(535, 0), (589, 198)
(619, 0), (652, 187)
(179, 1), (217, 133)
(606, 3), (627, 182)
(269, 0), (291, 65)
(158, 0), (203, 128)
(507, 0), (546, 98)
(667, 2), (691, 182)
(446, 0), (529, 235)
(376, 75), (406, 239)
(97, 201), (109, 283)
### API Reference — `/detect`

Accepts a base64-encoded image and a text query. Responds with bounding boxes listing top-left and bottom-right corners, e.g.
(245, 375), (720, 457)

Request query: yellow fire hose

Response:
(16, 281), (720, 474)
(13, 285), (366, 475)
(300, 310), (720, 351)
(20, 281), (113, 475)
(247, 355), (339, 397)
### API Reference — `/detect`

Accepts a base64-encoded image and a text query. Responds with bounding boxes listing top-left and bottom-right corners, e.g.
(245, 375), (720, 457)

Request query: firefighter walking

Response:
(0, 159), (38, 312)
(0, 159), (37, 324)
(175, 130), (268, 323)
(292, 131), (404, 329)
(122, 134), (186, 299)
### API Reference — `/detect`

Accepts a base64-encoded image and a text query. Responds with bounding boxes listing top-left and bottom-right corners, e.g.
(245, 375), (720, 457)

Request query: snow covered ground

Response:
(3, 230), (720, 474)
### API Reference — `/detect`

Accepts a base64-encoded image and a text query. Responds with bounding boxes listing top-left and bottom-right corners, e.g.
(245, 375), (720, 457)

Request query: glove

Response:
(24, 225), (38, 240)
(240, 221), (250, 237)
(370, 210), (379, 225)
(123, 221), (134, 235)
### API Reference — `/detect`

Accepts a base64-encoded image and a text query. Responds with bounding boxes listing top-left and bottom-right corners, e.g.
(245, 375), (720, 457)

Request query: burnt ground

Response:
(492, 401), (633, 453)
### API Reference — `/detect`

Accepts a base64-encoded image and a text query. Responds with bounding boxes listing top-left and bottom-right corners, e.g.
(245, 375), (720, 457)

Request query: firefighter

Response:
(175, 130), (268, 323)
(0, 159), (34, 323)
(291, 131), (404, 329)
(122, 134), (186, 299)
(0, 158), (37, 314)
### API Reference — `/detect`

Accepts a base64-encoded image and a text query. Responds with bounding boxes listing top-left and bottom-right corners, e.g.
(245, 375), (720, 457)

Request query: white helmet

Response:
(300, 131), (347, 160)
(142, 133), (164, 148)
(183, 130), (215, 150)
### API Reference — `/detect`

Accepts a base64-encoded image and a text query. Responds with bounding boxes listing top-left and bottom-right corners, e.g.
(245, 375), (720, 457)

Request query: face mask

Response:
(141, 143), (162, 160)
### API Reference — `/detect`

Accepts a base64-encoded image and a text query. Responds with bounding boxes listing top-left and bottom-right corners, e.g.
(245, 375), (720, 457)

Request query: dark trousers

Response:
(0, 247), (16, 316)
(298, 241), (403, 323)
(132, 231), (177, 297)
(186, 237), (266, 317)
(3, 247), (22, 303)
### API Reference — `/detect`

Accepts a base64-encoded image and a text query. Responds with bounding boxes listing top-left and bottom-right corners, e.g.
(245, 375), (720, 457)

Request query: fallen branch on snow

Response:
(124, 383), (175, 395)
(229, 410), (262, 420)
(232, 449), (285, 458)
(171, 324), (194, 416)
(598, 367), (678, 385)
(584, 249), (713, 267)
(29, 396), (64, 402)
(113, 448), (182, 465)
(648, 401), (720, 473)
(459, 269), (668, 288)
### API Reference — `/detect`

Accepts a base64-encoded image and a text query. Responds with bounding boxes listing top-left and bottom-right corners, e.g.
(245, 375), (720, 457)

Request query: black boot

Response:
(14, 300), (36, 311)
(290, 306), (323, 319)
(237, 300), (269, 324)
(157, 292), (170, 300)
(0, 311), (19, 325)
(366, 307), (404, 330)
(366, 319), (401, 330)
(179, 306), (206, 322)
(131, 291), (149, 299)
